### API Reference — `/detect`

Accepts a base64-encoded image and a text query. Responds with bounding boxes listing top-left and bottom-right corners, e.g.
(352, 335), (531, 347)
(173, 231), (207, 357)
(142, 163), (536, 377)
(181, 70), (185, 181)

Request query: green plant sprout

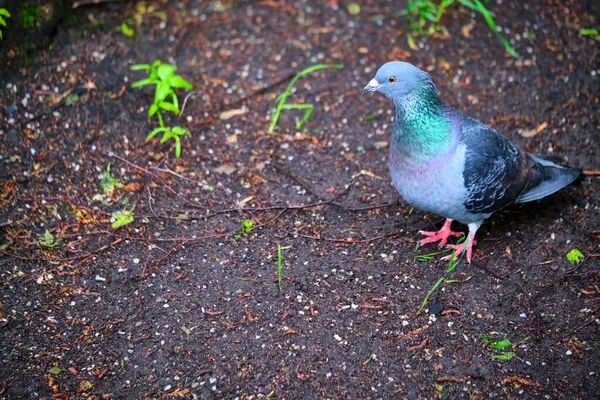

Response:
(241, 220), (253, 234)
(99, 164), (116, 195)
(146, 126), (190, 158)
(21, 4), (40, 29)
(402, 0), (518, 58)
(481, 335), (524, 361)
(275, 245), (291, 291)
(39, 230), (59, 248)
(579, 28), (598, 37)
(0, 8), (10, 39)
(121, 22), (134, 37)
(234, 219), (253, 239)
(269, 64), (344, 133)
(419, 235), (468, 310)
(131, 60), (193, 157)
(566, 248), (584, 264)
(111, 208), (134, 228)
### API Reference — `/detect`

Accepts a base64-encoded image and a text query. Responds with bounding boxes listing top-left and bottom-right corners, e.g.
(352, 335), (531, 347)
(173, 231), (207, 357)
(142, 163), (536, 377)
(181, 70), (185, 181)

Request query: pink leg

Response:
(419, 219), (464, 248)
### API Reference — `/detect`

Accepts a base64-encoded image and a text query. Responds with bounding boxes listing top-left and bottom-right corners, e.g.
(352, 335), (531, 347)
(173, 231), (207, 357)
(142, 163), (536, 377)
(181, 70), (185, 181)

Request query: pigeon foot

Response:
(442, 234), (477, 263)
(419, 219), (464, 248)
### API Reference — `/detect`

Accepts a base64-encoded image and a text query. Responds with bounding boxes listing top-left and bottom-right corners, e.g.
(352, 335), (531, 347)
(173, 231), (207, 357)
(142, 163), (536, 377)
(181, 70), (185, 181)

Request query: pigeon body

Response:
(363, 61), (581, 261)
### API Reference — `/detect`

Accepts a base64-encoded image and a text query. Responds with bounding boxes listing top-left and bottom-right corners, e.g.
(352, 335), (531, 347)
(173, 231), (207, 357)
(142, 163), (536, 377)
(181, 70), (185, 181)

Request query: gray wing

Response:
(457, 113), (544, 214)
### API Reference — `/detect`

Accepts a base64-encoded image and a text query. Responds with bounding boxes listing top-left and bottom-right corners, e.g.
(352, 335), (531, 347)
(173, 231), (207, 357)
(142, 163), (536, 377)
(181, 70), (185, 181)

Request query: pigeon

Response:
(363, 61), (581, 262)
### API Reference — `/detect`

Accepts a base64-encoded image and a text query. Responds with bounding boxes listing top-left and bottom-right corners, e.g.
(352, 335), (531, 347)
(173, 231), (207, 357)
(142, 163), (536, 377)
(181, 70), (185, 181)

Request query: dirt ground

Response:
(1, 0), (599, 398)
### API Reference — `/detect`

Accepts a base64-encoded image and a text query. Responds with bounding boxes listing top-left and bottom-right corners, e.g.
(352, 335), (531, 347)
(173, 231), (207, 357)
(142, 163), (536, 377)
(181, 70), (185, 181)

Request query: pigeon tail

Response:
(516, 155), (581, 203)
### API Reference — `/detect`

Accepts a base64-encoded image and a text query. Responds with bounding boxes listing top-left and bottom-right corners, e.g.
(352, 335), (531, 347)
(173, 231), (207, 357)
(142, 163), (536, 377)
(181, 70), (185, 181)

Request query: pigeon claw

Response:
(418, 219), (464, 248)
(442, 236), (477, 263)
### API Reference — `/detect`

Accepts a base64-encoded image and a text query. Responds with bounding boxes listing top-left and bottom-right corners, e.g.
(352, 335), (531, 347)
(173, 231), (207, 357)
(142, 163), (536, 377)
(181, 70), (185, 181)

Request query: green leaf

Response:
(174, 137), (182, 158)
(154, 81), (173, 103)
(579, 28), (598, 36)
(121, 22), (134, 37)
(566, 249), (584, 264)
(160, 130), (175, 143)
(148, 103), (159, 119)
(0, 17), (6, 27)
(131, 78), (156, 88)
(40, 230), (58, 248)
(146, 127), (168, 141)
(157, 64), (177, 80)
(80, 380), (93, 390)
(48, 367), (61, 375)
(241, 219), (253, 233)
(170, 91), (179, 110)
(158, 101), (179, 114)
(99, 164), (116, 194)
(65, 93), (79, 106)
(489, 338), (512, 349)
(0, 9), (11, 17)
(168, 75), (193, 89)
(111, 209), (134, 228)
(130, 64), (150, 71)
(348, 3), (360, 15)
(492, 352), (515, 360)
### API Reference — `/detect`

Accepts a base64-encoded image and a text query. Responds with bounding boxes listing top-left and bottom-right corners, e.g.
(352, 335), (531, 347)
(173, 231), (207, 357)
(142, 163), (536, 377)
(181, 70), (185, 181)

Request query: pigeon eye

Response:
(388, 76), (397, 83)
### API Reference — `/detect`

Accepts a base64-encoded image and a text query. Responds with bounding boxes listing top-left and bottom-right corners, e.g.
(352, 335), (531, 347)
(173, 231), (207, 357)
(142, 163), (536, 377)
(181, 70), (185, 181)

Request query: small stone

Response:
(427, 303), (443, 314)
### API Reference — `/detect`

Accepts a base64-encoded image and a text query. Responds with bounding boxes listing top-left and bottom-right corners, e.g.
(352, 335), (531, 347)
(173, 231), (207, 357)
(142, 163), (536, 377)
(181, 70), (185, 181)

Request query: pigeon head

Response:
(362, 61), (436, 99)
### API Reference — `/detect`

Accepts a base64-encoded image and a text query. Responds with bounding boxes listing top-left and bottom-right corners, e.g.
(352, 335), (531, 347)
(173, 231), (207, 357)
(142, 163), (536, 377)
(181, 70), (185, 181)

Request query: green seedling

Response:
(491, 352), (516, 360)
(21, 4), (40, 29)
(99, 164), (116, 195)
(111, 208), (134, 228)
(566, 248), (584, 264)
(241, 220), (253, 234)
(579, 28), (598, 37)
(277, 244), (283, 291)
(419, 236), (468, 310)
(234, 219), (253, 239)
(0, 8), (10, 39)
(481, 335), (524, 361)
(131, 60), (193, 158)
(39, 230), (59, 248)
(121, 22), (134, 37)
(146, 126), (190, 158)
(131, 60), (192, 124)
(269, 64), (344, 133)
(402, 0), (518, 58)
(481, 336), (511, 349)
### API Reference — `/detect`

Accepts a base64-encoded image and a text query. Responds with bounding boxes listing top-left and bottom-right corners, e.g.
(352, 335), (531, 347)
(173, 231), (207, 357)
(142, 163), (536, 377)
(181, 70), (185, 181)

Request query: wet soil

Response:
(0, 0), (599, 398)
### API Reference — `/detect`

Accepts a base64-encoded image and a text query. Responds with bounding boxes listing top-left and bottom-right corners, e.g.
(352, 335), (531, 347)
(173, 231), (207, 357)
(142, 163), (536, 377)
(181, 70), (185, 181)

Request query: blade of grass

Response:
(269, 64), (343, 133)
(277, 244), (283, 291)
(468, 0), (519, 58)
(420, 277), (444, 310)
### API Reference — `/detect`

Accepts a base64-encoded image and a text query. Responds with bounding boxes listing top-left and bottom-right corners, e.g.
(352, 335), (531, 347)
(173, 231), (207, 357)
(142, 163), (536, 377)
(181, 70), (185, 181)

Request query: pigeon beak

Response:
(362, 78), (380, 95)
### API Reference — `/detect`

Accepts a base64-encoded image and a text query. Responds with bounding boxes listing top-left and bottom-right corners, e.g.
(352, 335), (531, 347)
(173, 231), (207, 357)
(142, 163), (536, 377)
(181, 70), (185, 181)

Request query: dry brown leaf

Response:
(226, 134), (238, 144)
(501, 376), (538, 387)
(521, 121), (548, 138)
(239, 196), (253, 207)
(390, 47), (411, 60)
(220, 109), (246, 120)
(123, 182), (141, 192)
(462, 23), (474, 38)
(215, 164), (237, 175)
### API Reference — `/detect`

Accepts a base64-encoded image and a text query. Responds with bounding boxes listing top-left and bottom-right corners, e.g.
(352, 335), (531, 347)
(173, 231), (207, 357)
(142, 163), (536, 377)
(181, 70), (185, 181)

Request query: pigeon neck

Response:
(391, 89), (453, 162)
